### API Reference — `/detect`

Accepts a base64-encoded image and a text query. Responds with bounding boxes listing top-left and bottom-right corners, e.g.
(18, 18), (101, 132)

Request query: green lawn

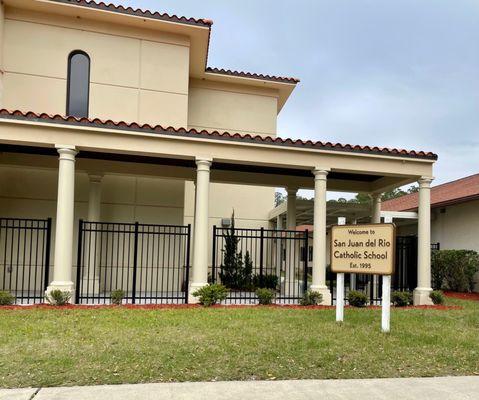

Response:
(0, 299), (478, 388)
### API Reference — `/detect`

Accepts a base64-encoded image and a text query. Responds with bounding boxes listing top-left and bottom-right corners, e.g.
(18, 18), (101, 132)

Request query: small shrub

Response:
(252, 274), (279, 290)
(193, 284), (228, 306)
(431, 249), (447, 290)
(299, 290), (323, 306)
(46, 289), (71, 306)
(0, 291), (15, 306)
(255, 288), (275, 305)
(347, 290), (367, 307)
(218, 217), (253, 290)
(391, 291), (413, 307)
(430, 290), (445, 305)
(110, 289), (125, 305)
(432, 250), (479, 292)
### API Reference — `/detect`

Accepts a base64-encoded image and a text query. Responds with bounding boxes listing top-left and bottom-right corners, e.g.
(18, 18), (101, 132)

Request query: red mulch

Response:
(444, 291), (479, 301)
(0, 303), (200, 311)
(402, 305), (462, 310)
(0, 303), (461, 311)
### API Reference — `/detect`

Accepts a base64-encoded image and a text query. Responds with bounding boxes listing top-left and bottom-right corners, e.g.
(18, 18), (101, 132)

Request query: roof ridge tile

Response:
(205, 67), (300, 84)
(59, 0), (213, 26)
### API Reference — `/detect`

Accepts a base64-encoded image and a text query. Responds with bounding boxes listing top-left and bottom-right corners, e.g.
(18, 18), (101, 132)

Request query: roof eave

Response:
(201, 71), (298, 112)
(0, 110), (439, 161)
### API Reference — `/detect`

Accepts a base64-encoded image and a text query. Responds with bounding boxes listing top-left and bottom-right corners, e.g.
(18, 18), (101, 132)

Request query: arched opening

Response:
(66, 50), (90, 118)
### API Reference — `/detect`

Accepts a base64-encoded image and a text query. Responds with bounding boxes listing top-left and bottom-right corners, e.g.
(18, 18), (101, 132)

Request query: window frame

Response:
(66, 50), (91, 118)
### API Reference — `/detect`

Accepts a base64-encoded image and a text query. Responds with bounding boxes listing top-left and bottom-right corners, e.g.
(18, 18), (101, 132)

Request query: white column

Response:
(371, 193), (382, 224)
(276, 215), (283, 278)
(286, 188), (297, 229)
(284, 188), (297, 296)
(414, 177), (434, 305)
(311, 168), (332, 304)
(189, 157), (212, 303)
(46, 145), (78, 299)
(276, 215), (283, 230)
(371, 193), (382, 303)
(82, 174), (103, 295)
(87, 174), (103, 222)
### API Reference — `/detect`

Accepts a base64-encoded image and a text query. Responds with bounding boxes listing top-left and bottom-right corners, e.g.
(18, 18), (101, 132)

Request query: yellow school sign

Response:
(331, 224), (396, 275)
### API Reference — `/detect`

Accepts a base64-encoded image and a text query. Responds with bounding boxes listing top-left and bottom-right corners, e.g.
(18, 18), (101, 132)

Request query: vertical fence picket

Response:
(44, 218), (52, 296)
(211, 225), (217, 284)
(185, 224), (191, 303)
(259, 227), (264, 280)
(75, 220), (83, 304)
(132, 222), (139, 304)
(303, 230), (309, 293)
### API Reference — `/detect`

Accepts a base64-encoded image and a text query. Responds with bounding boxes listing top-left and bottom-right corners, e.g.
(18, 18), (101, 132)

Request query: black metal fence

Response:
(75, 221), (191, 304)
(393, 236), (418, 291)
(0, 218), (52, 304)
(211, 226), (309, 304)
(329, 236), (439, 305)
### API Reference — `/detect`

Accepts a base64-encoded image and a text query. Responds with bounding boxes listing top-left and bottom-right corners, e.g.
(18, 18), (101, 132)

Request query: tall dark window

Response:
(66, 51), (90, 118)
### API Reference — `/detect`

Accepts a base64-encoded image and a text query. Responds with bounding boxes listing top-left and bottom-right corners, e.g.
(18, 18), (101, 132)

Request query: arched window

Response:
(66, 51), (90, 118)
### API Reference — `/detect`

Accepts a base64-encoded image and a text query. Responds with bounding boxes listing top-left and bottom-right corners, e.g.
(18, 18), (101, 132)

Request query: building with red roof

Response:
(382, 174), (479, 292)
(0, 0), (438, 305)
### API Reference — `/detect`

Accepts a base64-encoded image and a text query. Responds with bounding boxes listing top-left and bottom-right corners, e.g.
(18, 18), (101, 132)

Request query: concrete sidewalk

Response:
(1, 376), (478, 400)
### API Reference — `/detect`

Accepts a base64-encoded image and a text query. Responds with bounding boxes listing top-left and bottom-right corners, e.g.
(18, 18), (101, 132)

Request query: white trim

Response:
(380, 210), (418, 220)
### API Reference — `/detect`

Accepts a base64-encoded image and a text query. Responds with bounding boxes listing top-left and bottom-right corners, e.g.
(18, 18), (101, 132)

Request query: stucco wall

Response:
(188, 79), (278, 136)
(389, 205), (477, 253)
(0, 166), (185, 224)
(430, 200), (479, 253)
(2, 8), (190, 127)
(0, 3), (4, 106)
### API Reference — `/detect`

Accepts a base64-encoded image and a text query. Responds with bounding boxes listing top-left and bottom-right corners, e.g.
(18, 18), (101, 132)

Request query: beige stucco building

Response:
(0, 0), (437, 305)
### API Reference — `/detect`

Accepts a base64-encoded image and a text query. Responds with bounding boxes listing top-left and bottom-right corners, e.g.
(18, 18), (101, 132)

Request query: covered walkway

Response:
(0, 109), (437, 304)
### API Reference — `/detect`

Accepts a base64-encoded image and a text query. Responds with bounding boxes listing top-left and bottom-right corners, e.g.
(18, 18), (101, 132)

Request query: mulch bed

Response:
(0, 303), (200, 311)
(444, 291), (479, 301)
(0, 303), (461, 311)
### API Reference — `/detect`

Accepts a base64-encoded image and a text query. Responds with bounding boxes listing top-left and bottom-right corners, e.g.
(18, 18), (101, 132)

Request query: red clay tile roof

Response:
(382, 174), (479, 211)
(206, 68), (300, 84)
(0, 109), (438, 160)
(53, 0), (299, 84)
(53, 0), (213, 26)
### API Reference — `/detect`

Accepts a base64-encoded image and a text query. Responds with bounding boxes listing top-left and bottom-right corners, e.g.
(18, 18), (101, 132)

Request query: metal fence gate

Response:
(212, 226), (309, 304)
(0, 218), (52, 304)
(75, 221), (191, 304)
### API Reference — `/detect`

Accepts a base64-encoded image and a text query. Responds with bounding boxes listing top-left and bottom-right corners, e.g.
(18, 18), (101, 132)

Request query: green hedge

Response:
(431, 250), (479, 292)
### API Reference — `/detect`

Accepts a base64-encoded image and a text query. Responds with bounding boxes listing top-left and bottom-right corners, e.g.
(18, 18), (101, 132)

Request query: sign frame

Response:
(330, 222), (397, 276)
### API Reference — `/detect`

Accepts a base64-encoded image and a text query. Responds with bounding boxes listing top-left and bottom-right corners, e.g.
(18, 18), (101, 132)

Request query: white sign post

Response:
(381, 275), (391, 333)
(381, 215), (394, 333)
(331, 220), (396, 332)
(336, 217), (346, 323)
